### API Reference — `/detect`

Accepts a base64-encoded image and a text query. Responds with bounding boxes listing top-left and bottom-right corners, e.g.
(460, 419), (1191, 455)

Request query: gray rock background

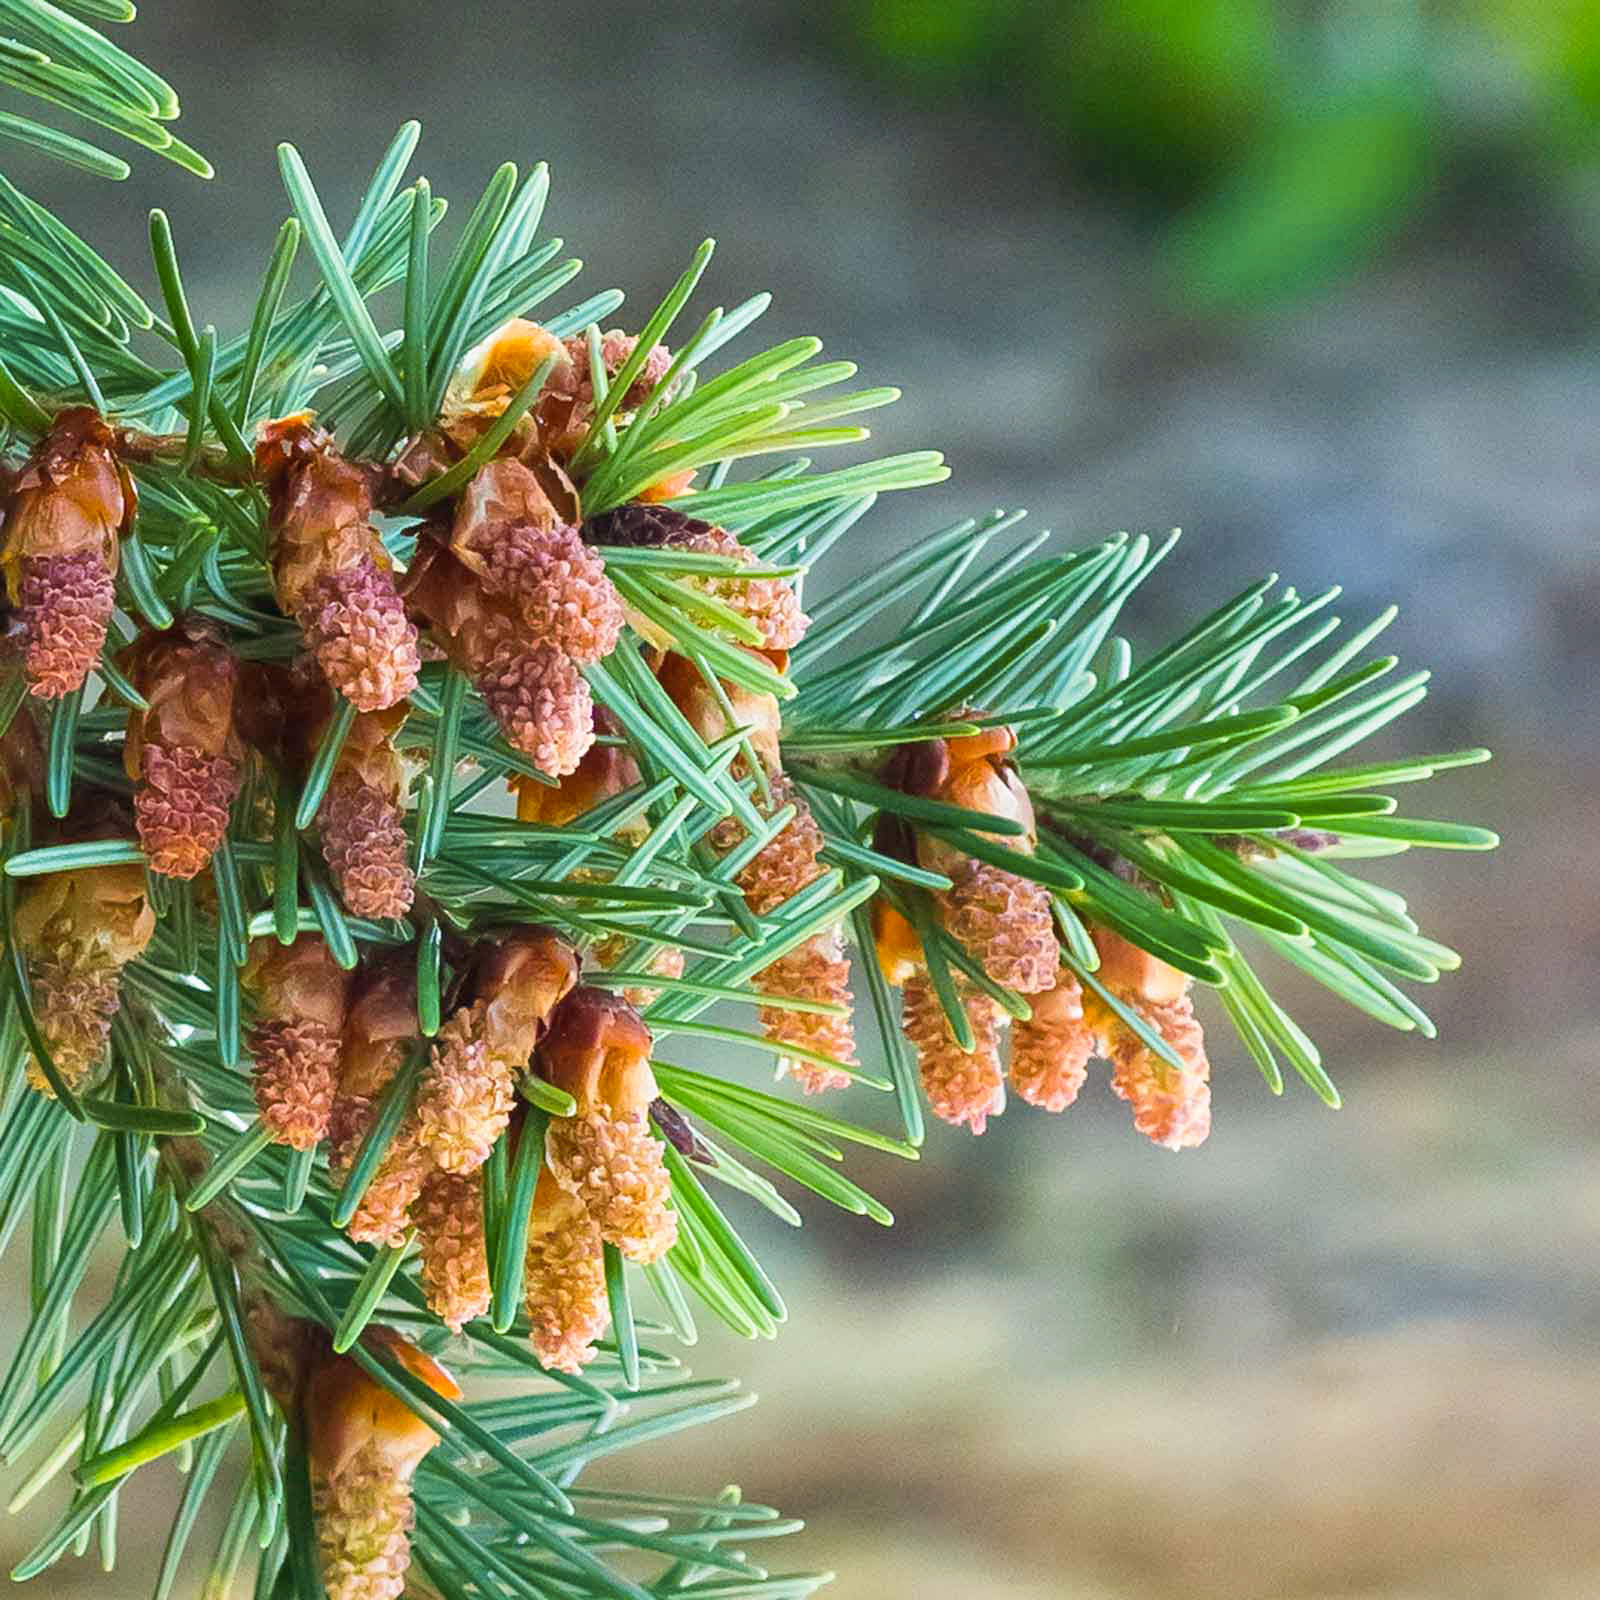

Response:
(2, 2), (1596, 1595)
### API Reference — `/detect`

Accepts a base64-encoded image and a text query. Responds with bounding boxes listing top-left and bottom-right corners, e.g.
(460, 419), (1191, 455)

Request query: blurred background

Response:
(3, 1), (1598, 1595)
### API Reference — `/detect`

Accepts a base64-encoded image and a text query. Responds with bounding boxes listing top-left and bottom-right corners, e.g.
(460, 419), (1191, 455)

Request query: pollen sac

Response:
(721, 777), (857, 1093)
(450, 459), (623, 662)
(523, 1165), (609, 1373)
(243, 934), (352, 1150)
(299, 688), (415, 921)
(14, 817), (155, 1096)
(120, 619), (244, 879)
(0, 408), (131, 699)
(1087, 927), (1212, 1151)
(414, 930), (579, 1176)
(1009, 967), (1094, 1113)
(559, 329), (672, 412)
(256, 416), (420, 712)
(414, 1169), (491, 1332)
(902, 976), (1005, 1136)
(305, 1329), (459, 1600)
(584, 502), (808, 651)
(403, 536), (596, 775)
(539, 986), (676, 1263)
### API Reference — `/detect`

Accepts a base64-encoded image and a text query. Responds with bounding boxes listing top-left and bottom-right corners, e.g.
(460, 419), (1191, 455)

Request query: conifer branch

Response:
(0, 8), (1495, 1597)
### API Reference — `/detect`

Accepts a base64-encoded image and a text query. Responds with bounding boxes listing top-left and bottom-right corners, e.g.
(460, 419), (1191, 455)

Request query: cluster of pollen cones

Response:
(243, 927), (675, 1372)
(0, 308), (1236, 1600)
(873, 720), (1212, 1149)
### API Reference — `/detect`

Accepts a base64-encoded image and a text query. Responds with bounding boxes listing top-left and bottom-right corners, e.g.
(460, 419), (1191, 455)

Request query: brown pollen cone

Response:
(305, 1329), (459, 1600)
(1009, 966), (1093, 1113)
(413, 930), (578, 1176)
(343, 1126), (433, 1250)
(256, 416), (420, 712)
(120, 619), (244, 879)
(902, 975), (1005, 1135)
(0, 408), (131, 698)
(584, 503), (807, 651)
(755, 929), (856, 1094)
(403, 536), (595, 775)
(1088, 926), (1211, 1151)
(523, 1164), (609, 1373)
(14, 813), (154, 1095)
(306, 690), (416, 921)
(411, 1002), (503, 1177)
(938, 860), (1057, 997)
(730, 777), (856, 1093)
(450, 460), (623, 662)
(539, 986), (676, 1263)
(414, 1169), (491, 1332)
(332, 961), (431, 1246)
(537, 327), (673, 459)
(243, 934), (351, 1149)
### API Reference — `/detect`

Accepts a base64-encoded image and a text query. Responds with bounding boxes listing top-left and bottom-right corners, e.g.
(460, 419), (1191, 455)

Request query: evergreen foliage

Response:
(0, 7), (1493, 1597)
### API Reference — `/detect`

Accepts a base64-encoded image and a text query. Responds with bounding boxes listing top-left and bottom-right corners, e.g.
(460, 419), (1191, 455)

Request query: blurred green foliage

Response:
(841, 0), (1600, 307)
